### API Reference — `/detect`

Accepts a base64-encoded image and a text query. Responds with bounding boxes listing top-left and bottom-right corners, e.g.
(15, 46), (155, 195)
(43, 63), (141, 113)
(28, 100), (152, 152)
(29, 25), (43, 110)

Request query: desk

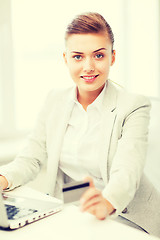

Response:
(0, 186), (159, 240)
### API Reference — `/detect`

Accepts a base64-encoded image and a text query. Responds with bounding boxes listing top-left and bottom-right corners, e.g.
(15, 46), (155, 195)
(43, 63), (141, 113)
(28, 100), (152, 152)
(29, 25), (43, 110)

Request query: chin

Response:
(81, 84), (105, 93)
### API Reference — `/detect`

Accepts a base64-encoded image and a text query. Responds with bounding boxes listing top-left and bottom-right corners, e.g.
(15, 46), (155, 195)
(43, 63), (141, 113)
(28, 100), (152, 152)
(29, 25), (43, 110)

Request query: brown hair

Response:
(65, 12), (114, 50)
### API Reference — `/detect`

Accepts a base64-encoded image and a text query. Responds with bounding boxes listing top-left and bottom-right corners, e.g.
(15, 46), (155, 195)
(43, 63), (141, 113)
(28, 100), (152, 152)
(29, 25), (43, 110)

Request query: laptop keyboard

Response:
(5, 204), (38, 220)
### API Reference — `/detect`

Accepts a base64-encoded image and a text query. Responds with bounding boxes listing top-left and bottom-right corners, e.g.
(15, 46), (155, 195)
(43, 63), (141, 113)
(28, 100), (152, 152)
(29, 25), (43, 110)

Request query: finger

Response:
(85, 205), (96, 216)
(83, 176), (94, 188)
(81, 195), (101, 212)
(95, 204), (108, 220)
(85, 204), (108, 220)
(81, 187), (100, 204)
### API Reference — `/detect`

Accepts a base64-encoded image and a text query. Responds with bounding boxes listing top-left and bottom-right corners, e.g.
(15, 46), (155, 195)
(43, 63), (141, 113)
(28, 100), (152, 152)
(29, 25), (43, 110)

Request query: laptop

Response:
(0, 189), (63, 230)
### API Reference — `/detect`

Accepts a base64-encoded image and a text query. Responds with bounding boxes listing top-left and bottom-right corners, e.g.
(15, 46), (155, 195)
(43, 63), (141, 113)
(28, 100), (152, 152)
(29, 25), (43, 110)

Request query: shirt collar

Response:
(71, 82), (107, 112)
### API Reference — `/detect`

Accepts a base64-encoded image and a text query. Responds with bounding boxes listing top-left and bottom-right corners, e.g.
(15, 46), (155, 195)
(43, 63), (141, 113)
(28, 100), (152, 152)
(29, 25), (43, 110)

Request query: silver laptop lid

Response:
(0, 189), (63, 229)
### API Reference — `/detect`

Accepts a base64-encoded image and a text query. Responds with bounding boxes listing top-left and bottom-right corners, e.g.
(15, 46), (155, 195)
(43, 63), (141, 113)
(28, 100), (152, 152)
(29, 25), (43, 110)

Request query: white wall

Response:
(0, 0), (159, 134)
(0, 0), (15, 135)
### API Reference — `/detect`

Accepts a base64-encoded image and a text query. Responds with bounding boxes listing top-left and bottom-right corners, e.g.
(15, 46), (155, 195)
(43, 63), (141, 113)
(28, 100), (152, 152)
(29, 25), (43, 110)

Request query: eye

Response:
(95, 53), (104, 59)
(73, 55), (82, 60)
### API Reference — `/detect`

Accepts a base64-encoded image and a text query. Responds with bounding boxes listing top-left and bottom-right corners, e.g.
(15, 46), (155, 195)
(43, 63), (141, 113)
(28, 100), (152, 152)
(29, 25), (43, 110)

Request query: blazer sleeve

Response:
(102, 94), (151, 217)
(0, 91), (55, 190)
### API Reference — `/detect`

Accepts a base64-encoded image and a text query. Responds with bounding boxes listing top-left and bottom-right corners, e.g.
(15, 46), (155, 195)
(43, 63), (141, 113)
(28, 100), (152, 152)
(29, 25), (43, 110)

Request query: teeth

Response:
(83, 76), (95, 79)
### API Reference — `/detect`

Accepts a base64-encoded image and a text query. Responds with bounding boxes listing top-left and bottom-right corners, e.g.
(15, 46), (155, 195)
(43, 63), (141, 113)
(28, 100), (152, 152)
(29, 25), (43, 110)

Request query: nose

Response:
(83, 57), (95, 73)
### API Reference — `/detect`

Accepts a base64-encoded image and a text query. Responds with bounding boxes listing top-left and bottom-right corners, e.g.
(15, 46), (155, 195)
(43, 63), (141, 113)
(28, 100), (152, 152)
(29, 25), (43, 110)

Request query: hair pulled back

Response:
(65, 12), (114, 50)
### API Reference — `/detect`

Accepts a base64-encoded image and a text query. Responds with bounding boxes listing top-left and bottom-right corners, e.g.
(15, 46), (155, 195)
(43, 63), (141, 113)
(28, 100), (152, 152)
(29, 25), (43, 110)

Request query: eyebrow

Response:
(93, 48), (107, 53)
(71, 48), (107, 54)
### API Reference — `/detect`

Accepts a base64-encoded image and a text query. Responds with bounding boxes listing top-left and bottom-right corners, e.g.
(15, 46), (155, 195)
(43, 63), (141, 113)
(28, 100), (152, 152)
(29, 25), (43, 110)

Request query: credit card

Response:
(62, 181), (89, 204)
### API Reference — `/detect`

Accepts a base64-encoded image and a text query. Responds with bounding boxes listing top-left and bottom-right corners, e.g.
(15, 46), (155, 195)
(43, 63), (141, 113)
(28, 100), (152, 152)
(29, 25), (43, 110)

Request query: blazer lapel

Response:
(46, 93), (75, 195)
(99, 81), (118, 184)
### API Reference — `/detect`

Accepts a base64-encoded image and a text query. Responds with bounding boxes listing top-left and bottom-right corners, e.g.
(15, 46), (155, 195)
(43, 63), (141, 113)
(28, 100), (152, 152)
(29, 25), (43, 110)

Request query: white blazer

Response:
(1, 80), (160, 237)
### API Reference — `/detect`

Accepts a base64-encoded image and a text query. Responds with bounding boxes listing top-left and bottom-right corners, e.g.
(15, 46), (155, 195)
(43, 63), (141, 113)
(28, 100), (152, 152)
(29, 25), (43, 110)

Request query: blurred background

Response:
(0, 0), (160, 166)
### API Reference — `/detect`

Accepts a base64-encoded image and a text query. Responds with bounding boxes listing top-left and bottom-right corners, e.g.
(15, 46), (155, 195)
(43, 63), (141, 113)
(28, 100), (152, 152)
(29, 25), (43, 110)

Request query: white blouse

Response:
(59, 84), (107, 190)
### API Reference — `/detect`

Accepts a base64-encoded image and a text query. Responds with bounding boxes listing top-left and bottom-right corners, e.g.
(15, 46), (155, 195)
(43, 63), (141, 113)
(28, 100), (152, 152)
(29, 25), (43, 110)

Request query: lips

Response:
(81, 75), (99, 83)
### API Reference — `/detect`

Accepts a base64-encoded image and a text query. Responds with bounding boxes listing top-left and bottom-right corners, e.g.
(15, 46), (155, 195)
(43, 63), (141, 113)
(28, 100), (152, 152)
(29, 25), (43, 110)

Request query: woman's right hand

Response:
(0, 175), (8, 190)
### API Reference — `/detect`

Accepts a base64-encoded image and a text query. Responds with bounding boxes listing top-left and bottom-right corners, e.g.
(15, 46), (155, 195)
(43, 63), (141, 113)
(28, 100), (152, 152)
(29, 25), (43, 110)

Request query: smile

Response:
(81, 75), (99, 83)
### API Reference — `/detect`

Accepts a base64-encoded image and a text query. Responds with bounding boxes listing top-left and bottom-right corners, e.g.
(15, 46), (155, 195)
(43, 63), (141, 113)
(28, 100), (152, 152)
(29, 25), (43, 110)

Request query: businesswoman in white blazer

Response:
(0, 12), (160, 237)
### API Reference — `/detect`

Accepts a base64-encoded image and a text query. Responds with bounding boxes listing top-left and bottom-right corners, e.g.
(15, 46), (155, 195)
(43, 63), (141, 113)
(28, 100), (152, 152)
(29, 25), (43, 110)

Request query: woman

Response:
(0, 12), (160, 237)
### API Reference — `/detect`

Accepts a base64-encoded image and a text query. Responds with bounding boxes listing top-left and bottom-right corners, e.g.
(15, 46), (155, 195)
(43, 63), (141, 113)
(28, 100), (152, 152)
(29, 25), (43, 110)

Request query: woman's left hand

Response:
(80, 177), (115, 220)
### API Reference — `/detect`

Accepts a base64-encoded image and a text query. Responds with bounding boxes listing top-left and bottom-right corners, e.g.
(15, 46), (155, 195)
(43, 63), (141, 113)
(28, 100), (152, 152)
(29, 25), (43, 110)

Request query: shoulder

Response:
(118, 91), (151, 112)
(38, 87), (74, 117)
(108, 80), (151, 114)
(45, 87), (74, 103)
(43, 86), (74, 109)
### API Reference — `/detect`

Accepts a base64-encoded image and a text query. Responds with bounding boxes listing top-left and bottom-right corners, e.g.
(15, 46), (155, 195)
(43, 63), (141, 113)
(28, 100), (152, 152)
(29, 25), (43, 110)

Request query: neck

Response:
(77, 84), (105, 110)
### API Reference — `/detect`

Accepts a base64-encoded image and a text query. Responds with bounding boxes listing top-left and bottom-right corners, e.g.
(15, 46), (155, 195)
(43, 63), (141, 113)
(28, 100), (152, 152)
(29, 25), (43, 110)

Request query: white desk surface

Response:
(0, 186), (159, 240)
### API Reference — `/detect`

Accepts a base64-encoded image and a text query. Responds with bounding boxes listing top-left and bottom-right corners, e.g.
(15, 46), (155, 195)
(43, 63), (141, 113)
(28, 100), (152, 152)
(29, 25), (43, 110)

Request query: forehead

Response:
(66, 33), (112, 53)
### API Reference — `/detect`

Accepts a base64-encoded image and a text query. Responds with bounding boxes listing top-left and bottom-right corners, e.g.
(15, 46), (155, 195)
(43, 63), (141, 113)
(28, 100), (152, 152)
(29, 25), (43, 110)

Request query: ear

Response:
(111, 50), (116, 66)
(63, 52), (68, 65)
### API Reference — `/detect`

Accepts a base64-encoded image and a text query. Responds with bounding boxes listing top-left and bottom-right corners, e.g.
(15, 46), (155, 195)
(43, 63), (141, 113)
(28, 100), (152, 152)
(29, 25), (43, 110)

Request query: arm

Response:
(80, 95), (151, 219)
(102, 96), (151, 215)
(0, 94), (51, 190)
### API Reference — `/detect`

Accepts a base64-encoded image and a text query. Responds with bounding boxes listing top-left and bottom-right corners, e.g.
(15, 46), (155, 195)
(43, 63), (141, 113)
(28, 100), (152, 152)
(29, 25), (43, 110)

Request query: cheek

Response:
(97, 61), (110, 74)
(68, 62), (81, 76)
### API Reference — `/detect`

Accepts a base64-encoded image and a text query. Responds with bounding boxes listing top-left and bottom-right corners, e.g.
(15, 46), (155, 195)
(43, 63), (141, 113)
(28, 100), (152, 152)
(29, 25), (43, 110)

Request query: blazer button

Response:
(122, 208), (128, 214)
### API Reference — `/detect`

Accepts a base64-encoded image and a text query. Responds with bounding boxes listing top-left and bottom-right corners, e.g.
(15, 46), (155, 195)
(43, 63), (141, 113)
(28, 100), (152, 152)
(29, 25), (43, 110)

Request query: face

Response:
(63, 33), (115, 97)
